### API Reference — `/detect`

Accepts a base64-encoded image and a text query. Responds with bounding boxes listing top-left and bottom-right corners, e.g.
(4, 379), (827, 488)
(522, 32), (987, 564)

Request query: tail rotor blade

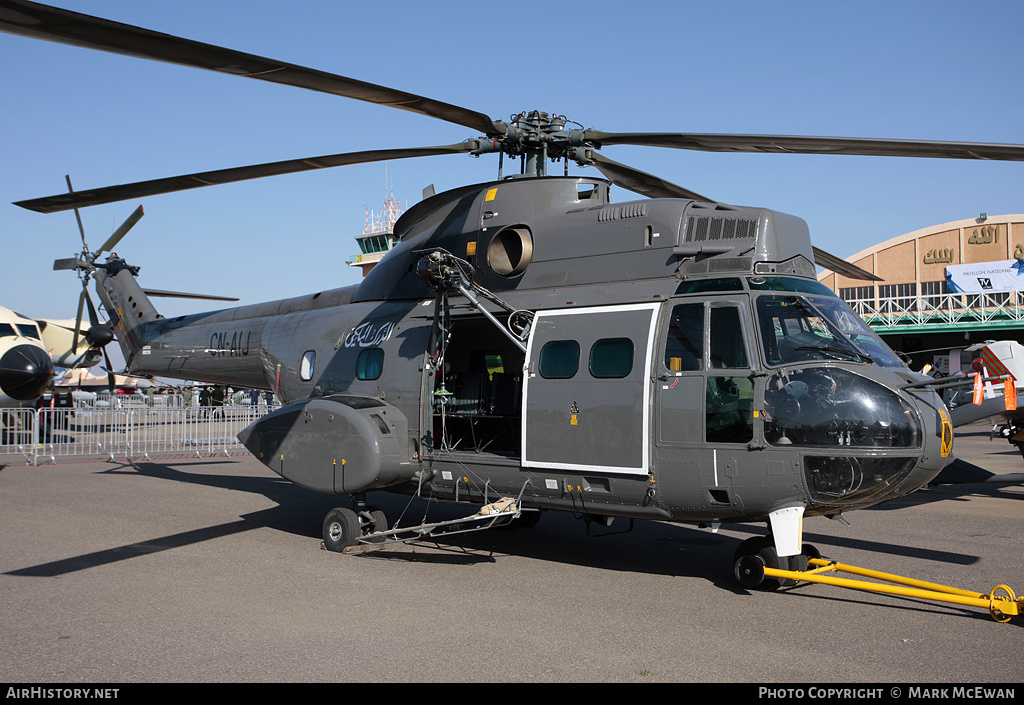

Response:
(65, 175), (87, 248)
(71, 288), (87, 355)
(96, 205), (144, 256)
(103, 348), (115, 393)
(83, 287), (101, 328)
(53, 257), (82, 271)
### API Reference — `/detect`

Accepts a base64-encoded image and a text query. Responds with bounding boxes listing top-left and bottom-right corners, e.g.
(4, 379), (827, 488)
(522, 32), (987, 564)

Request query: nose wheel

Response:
(733, 535), (819, 590)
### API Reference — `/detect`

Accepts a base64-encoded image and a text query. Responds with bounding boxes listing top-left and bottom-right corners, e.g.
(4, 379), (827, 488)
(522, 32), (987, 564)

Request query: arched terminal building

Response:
(818, 214), (1024, 371)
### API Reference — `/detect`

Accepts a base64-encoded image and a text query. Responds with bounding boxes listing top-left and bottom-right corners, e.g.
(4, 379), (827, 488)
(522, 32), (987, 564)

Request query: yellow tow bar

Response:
(762, 558), (1022, 623)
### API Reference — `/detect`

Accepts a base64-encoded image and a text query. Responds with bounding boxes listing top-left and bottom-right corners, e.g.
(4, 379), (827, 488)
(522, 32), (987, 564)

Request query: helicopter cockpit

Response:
(656, 272), (942, 515)
(752, 277), (902, 368)
(741, 276), (930, 507)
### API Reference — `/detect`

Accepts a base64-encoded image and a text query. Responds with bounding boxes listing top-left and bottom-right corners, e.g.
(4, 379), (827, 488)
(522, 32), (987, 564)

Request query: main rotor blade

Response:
(96, 205), (144, 256)
(585, 151), (713, 202)
(15, 143), (478, 213)
(811, 247), (883, 282)
(0, 1), (501, 136)
(142, 288), (238, 302)
(582, 131), (1024, 161)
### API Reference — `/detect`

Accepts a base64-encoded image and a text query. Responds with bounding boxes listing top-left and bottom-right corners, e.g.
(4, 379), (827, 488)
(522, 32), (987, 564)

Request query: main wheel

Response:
(322, 507), (361, 552)
(732, 535), (796, 591)
(360, 506), (388, 544)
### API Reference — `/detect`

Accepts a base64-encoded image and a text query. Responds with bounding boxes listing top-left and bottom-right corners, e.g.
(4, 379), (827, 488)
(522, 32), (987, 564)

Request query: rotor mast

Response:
(474, 111), (586, 179)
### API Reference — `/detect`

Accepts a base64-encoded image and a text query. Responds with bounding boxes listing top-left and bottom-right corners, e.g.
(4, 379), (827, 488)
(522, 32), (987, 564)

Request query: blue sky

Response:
(1, 0), (1022, 332)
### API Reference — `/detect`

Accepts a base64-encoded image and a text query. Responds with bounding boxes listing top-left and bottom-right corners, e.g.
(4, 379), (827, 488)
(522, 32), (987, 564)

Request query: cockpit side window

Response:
(664, 303), (703, 372)
(709, 306), (748, 369)
(15, 324), (40, 340)
(0, 323), (16, 338)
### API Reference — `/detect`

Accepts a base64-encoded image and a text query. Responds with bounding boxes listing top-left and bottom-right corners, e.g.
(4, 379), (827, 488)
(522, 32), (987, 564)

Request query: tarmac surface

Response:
(1, 421), (1021, 684)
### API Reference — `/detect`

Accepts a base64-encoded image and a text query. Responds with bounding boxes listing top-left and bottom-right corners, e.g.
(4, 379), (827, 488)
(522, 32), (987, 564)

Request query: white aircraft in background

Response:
(937, 340), (1024, 437)
(919, 340), (1024, 484)
(0, 304), (112, 408)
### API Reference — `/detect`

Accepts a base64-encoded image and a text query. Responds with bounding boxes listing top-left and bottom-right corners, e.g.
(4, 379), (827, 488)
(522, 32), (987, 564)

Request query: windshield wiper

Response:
(794, 344), (874, 363)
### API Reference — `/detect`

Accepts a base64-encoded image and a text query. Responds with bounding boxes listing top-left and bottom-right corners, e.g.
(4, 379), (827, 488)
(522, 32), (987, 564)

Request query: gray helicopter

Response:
(5, 1), (1024, 590)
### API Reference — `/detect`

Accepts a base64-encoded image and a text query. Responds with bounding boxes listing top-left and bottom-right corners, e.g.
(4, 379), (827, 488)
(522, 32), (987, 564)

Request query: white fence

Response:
(0, 403), (279, 466)
(849, 289), (1024, 331)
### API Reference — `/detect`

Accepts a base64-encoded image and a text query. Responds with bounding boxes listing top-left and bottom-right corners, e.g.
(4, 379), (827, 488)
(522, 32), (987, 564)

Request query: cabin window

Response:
(664, 303), (703, 372)
(589, 338), (634, 378)
(300, 350), (316, 381)
(539, 340), (580, 379)
(356, 348), (384, 380)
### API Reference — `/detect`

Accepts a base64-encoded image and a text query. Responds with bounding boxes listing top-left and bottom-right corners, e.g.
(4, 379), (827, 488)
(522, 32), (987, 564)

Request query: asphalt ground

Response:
(1, 422), (1021, 685)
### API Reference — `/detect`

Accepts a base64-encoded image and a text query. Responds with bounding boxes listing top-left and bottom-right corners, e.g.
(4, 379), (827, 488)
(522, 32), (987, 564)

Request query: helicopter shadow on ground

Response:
(2, 457), (988, 586)
(338, 493), (986, 592)
(357, 501), (744, 585)
(4, 458), (332, 578)
(3, 457), (740, 583)
(882, 477), (1024, 510)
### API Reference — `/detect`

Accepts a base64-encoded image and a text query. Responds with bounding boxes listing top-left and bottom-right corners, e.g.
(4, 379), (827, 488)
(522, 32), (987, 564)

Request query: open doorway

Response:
(429, 313), (526, 456)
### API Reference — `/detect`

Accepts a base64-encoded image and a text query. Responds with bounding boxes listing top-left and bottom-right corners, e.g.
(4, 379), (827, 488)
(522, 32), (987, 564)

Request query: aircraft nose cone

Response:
(0, 344), (54, 401)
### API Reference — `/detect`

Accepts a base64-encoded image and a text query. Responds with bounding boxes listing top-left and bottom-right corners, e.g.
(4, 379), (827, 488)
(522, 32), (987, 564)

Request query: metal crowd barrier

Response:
(0, 403), (279, 466)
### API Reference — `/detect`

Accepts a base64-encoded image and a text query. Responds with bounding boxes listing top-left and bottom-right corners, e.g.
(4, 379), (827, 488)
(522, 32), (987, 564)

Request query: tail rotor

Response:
(53, 175), (143, 372)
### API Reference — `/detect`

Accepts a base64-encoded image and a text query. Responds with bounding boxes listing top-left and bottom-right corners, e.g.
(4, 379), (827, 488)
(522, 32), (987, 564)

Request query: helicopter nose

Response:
(903, 402), (954, 492)
(0, 344), (55, 402)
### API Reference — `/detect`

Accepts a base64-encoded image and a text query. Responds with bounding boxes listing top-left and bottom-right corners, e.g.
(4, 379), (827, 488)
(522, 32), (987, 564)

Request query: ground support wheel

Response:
(734, 553), (768, 589)
(322, 507), (361, 552)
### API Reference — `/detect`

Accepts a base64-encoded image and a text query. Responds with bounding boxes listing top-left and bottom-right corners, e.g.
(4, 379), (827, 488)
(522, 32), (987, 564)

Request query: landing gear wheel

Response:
(360, 506), (388, 543)
(800, 543), (821, 567)
(732, 535), (797, 590)
(322, 507), (361, 552)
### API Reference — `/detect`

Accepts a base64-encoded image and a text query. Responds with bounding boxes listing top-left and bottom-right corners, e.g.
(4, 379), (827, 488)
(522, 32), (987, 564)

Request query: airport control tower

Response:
(346, 183), (404, 279)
